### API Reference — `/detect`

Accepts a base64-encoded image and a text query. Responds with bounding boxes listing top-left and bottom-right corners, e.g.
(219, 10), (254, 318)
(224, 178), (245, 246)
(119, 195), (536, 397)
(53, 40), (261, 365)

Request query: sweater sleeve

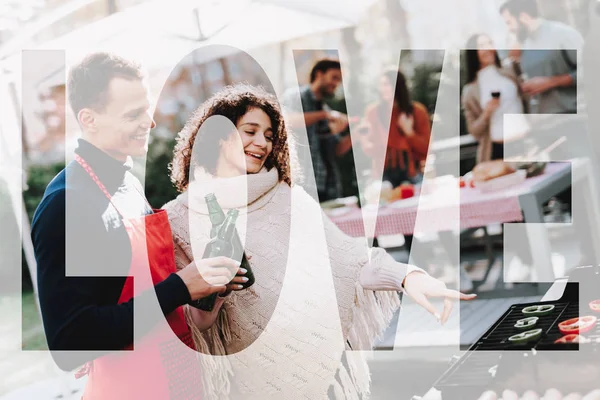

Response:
(405, 102), (431, 161)
(303, 187), (426, 352)
(32, 189), (191, 371)
(308, 187), (422, 293)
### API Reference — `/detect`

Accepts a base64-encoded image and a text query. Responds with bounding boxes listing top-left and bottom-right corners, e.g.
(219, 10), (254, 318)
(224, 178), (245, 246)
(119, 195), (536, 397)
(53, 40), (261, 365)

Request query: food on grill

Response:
(557, 316), (597, 335)
(554, 334), (590, 344)
(522, 304), (555, 316)
(589, 299), (600, 312)
(514, 316), (539, 330)
(508, 328), (542, 344)
(434, 266), (600, 399)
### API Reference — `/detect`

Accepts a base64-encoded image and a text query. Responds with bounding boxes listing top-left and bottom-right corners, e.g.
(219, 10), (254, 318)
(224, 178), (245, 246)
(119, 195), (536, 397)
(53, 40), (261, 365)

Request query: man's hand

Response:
(402, 271), (477, 325)
(328, 110), (349, 135)
(521, 76), (555, 96)
(176, 257), (243, 300)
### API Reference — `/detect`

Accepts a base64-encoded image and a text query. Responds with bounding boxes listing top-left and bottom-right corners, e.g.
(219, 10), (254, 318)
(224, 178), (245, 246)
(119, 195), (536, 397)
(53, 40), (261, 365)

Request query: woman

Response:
(463, 33), (529, 163)
(463, 34), (534, 273)
(163, 84), (475, 399)
(363, 68), (431, 186)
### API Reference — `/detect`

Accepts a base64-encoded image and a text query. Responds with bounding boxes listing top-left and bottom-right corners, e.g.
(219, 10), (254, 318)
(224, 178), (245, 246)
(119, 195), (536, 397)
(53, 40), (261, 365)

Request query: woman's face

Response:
(378, 75), (395, 104)
(476, 35), (497, 68)
(217, 107), (274, 176)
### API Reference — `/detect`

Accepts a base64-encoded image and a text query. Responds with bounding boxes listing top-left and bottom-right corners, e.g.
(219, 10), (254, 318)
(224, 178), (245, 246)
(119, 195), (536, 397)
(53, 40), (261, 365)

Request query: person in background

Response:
(501, 0), (596, 269)
(461, 33), (534, 278)
(462, 33), (529, 163)
(362, 68), (431, 186)
(283, 59), (351, 202)
(355, 68), (431, 280)
(500, 0), (582, 115)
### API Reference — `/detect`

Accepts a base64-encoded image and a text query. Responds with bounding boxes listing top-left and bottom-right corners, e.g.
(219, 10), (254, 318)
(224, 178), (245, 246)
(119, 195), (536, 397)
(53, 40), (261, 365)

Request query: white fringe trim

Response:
(185, 306), (233, 400)
(332, 283), (402, 399)
(186, 283), (401, 400)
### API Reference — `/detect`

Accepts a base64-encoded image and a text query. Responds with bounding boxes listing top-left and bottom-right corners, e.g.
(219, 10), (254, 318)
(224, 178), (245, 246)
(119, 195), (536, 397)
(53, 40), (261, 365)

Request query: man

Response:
(500, 0), (583, 114)
(31, 52), (241, 398)
(500, 1), (598, 269)
(284, 59), (351, 202)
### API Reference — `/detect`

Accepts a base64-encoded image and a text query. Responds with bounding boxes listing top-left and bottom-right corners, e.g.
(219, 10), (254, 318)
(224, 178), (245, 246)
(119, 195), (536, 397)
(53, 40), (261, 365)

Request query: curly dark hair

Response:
(170, 84), (294, 192)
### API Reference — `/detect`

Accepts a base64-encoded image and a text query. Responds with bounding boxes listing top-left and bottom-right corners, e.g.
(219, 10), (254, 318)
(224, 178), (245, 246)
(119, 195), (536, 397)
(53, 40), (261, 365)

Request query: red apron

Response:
(74, 155), (202, 399)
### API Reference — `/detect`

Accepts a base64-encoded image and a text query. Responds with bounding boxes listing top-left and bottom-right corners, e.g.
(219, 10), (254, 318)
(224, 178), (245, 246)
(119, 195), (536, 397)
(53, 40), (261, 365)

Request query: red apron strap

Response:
(75, 154), (155, 215)
(74, 154), (128, 218)
(74, 153), (159, 218)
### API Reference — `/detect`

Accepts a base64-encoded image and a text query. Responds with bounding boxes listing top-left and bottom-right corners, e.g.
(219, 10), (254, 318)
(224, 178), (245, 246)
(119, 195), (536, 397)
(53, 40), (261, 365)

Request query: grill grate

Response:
(435, 299), (600, 397)
(435, 267), (600, 398)
(472, 302), (569, 351)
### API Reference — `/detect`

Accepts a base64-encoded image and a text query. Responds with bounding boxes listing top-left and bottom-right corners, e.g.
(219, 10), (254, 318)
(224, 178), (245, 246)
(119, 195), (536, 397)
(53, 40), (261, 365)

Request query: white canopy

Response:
(1, 0), (376, 74)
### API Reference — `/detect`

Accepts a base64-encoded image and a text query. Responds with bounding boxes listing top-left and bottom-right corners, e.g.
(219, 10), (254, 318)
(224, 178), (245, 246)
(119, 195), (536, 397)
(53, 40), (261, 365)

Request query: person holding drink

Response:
(30, 52), (244, 399)
(462, 33), (530, 163)
(163, 84), (476, 399)
(362, 68), (431, 186)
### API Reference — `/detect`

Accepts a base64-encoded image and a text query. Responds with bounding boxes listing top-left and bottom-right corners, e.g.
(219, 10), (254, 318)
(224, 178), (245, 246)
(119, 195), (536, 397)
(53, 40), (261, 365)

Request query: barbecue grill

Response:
(433, 265), (600, 399)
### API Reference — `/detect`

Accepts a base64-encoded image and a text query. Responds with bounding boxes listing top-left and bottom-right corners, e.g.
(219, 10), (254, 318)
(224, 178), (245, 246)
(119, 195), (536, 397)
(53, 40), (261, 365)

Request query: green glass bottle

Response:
(190, 209), (238, 311)
(206, 194), (255, 288)
(189, 195), (256, 311)
(206, 193), (225, 239)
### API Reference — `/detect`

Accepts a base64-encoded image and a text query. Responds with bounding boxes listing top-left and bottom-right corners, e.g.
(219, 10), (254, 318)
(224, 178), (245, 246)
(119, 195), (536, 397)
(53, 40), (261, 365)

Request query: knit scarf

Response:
(185, 166), (279, 212)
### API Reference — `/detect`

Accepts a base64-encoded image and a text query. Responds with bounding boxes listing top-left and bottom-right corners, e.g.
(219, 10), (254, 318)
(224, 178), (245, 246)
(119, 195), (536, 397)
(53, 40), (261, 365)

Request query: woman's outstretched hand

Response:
(402, 271), (477, 325)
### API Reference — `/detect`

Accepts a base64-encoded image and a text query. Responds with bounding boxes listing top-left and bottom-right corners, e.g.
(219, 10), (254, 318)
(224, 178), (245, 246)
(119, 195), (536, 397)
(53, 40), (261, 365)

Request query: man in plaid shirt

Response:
(283, 59), (351, 202)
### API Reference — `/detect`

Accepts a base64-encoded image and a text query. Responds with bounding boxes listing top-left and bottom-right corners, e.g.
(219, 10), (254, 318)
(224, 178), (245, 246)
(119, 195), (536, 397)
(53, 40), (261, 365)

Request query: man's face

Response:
(501, 10), (529, 42)
(88, 77), (155, 160)
(317, 68), (342, 98)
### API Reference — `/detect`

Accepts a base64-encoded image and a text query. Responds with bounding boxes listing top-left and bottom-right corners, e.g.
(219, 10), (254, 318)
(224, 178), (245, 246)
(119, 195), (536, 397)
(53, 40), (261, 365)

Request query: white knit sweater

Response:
(163, 167), (411, 399)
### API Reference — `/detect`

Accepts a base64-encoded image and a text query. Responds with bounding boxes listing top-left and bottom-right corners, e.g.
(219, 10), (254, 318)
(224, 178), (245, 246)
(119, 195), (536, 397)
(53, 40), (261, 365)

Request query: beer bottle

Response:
(206, 193), (225, 239)
(190, 209), (238, 311)
(206, 194), (255, 288)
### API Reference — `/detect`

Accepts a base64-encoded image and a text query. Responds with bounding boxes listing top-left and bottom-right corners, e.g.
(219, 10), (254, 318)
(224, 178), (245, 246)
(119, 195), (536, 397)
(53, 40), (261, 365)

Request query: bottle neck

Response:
(206, 197), (226, 226)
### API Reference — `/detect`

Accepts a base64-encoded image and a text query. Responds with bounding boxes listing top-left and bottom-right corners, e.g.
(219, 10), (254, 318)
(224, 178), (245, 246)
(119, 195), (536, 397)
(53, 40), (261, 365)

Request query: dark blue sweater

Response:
(31, 139), (190, 371)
